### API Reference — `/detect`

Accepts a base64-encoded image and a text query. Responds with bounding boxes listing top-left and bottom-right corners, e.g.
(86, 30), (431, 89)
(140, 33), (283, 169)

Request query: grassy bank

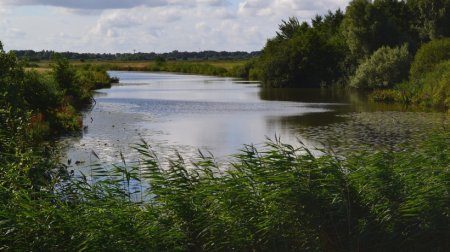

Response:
(1, 129), (448, 251)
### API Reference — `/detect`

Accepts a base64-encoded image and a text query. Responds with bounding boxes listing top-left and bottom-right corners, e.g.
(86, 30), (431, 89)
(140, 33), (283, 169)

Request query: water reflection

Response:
(59, 71), (448, 169)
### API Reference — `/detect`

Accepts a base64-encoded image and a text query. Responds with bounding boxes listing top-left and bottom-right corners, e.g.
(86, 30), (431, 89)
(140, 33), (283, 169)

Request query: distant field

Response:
(28, 59), (248, 72)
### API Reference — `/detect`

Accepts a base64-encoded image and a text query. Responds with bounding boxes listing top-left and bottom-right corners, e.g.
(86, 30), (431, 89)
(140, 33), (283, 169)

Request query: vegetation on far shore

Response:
(14, 49), (260, 62)
(26, 58), (252, 79)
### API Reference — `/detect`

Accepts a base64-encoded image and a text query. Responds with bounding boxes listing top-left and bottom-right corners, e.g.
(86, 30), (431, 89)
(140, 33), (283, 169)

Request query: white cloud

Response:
(0, 0), (164, 9)
(0, 0), (351, 52)
(0, 0), (225, 10)
(238, 0), (348, 18)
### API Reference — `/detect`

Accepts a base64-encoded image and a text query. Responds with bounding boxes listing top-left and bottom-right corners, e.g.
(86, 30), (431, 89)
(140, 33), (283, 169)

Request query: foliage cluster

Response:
(373, 38), (450, 107)
(246, 0), (450, 107)
(1, 130), (448, 251)
(350, 45), (411, 89)
(257, 13), (346, 88)
(416, 59), (450, 107)
(0, 42), (114, 138)
(78, 64), (116, 89)
(409, 38), (450, 82)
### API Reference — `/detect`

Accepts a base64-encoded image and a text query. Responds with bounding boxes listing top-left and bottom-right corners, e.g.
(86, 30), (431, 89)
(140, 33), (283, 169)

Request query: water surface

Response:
(58, 71), (448, 168)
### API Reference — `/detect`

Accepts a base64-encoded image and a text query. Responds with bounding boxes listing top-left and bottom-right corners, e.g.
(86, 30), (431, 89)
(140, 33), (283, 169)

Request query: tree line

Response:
(13, 49), (260, 61)
(235, 0), (449, 108)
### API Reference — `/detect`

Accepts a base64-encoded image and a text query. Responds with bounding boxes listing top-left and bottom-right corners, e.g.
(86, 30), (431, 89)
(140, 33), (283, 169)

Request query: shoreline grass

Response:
(1, 130), (449, 251)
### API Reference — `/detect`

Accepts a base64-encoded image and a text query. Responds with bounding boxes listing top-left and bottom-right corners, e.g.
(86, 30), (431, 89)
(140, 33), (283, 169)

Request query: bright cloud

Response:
(0, 0), (350, 53)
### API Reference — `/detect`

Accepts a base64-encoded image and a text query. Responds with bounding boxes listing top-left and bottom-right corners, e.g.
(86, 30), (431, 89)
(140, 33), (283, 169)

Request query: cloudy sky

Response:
(0, 0), (350, 53)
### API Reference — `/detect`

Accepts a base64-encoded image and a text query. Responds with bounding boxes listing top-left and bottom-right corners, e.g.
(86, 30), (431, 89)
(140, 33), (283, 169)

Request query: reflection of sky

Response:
(99, 71), (334, 157)
(60, 71), (448, 169)
(146, 113), (317, 156)
(61, 72), (340, 168)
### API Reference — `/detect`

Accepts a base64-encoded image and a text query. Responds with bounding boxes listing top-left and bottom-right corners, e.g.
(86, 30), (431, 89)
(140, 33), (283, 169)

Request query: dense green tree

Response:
(276, 17), (302, 40)
(342, 0), (412, 60)
(407, 0), (450, 41)
(258, 12), (347, 88)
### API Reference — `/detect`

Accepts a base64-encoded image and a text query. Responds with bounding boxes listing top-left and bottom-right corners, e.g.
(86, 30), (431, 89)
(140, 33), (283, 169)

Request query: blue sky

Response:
(0, 0), (350, 53)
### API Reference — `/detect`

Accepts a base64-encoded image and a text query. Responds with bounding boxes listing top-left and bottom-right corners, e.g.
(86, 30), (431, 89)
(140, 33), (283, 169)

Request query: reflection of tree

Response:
(258, 88), (365, 103)
(259, 87), (412, 113)
(266, 112), (348, 130)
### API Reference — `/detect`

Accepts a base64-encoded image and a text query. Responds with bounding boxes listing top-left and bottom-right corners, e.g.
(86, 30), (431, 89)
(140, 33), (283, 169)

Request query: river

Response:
(57, 71), (449, 169)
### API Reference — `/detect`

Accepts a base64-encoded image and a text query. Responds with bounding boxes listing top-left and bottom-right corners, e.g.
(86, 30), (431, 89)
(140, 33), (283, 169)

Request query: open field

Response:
(27, 59), (249, 73)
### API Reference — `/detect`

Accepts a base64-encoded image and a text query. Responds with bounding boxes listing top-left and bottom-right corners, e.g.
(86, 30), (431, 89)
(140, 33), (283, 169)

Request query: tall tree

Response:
(342, 0), (412, 60)
(258, 13), (346, 88)
(407, 0), (450, 41)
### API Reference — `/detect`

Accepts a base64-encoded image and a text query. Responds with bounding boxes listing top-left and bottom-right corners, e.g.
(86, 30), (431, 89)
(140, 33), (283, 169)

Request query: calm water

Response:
(58, 71), (449, 168)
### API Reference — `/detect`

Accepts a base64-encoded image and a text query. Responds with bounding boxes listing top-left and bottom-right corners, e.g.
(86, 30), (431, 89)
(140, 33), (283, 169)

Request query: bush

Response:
(350, 44), (411, 89)
(369, 89), (404, 103)
(417, 59), (450, 107)
(410, 38), (450, 82)
(23, 71), (63, 112)
(77, 66), (113, 90)
(51, 54), (79, 97)
(53, 104), (82, 132)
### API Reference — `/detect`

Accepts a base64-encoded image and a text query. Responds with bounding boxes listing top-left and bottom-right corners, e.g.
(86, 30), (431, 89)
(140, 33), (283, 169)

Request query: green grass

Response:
(1, 130), (448, 251)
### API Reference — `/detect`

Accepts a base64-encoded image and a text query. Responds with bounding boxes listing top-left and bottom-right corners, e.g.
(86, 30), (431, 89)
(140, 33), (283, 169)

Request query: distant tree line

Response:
(12, 49), (261, 61)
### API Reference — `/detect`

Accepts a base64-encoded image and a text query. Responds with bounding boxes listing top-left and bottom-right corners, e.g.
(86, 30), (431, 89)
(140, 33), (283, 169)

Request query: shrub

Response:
(53, 105), (82, 132)
(410, 38), (450, 82)
(23, 71), (63, 112)
(369, 89), (403, 103)
(350, 44), (411, 89)
(77, 67), (113, 90)
(417, 59), (450, 107)
(51, 54), (79, 97)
